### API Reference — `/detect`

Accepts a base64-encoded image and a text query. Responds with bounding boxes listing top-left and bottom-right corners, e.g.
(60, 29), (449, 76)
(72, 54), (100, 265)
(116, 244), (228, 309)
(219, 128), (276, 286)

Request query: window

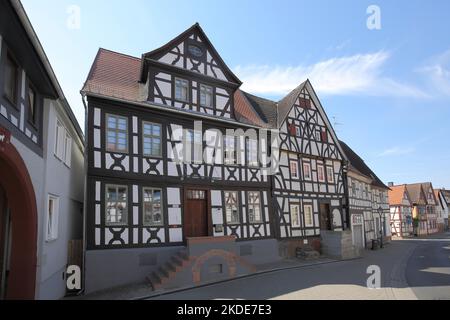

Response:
(175, 78), (189, 102)
(143, 188), (163, 226)
(326, 166), (334, 183)
(288, 123), (296, 136)
(315, 129), (321, 141)
(304, 204), (314, 227)
(185, 129), (203, 163)
(351, 181), (356, 196)
(46, 195), (59, 241)
(248, 191), (262, 223)
(246, 138), (258, 167)
(317, 165), (325, 182)
(295, 126), (301, 137)
(188, 44), (203, 57)
(143, 122), (162, 157)
(224, 135), (237, 165)
(187, 190), (205, 200)
(290, 160), (299, 178)
(54, 119), (72, 166)
(4, 54), (18, 105)
(107, 114), (128, 152)
(225, 191), (239, 224)
(303, 162), (311, 180)
(290, 204), (301, 228)
(321, 129), (328, 142)
(28, 85), (36, 125)
(199, 84), (213, 107)
(106, 185), (128, 225)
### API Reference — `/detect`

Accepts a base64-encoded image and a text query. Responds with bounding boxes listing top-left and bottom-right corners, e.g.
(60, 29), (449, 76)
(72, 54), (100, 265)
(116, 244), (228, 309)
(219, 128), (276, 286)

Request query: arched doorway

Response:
(0, 140), (37, 300)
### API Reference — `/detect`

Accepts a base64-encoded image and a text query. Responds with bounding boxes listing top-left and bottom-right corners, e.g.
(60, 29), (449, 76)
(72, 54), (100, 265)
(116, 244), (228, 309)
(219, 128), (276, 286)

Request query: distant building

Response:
(435, 189), (449, 232)
(388, 185), (413, 237)
(339, 141), (390, 250)
(0, 0), (84, 299)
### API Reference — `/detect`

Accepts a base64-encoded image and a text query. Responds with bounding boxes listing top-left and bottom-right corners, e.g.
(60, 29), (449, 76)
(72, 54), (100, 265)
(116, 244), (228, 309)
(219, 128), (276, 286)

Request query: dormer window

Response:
(175, 78), (189, 102)
(188, 44), (203, 57)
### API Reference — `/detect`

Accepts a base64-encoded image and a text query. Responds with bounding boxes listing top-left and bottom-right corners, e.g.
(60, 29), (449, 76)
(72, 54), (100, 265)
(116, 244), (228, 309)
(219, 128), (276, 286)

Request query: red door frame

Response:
(0, 141), (37, 300)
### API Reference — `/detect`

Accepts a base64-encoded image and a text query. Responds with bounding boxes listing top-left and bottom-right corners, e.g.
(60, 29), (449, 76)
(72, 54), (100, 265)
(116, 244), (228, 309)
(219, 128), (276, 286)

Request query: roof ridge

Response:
(241, 91), (277, 104)
(98, 47), (141, 61)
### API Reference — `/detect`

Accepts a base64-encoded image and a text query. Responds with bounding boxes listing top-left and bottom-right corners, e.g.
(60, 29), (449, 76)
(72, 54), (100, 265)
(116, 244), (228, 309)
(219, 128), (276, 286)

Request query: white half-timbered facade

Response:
(81, 23), (350, 293)
(389, 184), (413, 237)
(339, 141), (390, 249)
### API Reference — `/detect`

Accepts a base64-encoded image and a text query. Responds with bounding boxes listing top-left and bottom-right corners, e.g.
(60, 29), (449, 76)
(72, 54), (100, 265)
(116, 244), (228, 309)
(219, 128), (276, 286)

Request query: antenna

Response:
(332, 116), (343, 132)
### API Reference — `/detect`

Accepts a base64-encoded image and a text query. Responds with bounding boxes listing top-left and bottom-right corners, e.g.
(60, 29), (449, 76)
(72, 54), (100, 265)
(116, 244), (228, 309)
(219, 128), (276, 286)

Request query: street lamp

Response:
(377, 206), (384, 248)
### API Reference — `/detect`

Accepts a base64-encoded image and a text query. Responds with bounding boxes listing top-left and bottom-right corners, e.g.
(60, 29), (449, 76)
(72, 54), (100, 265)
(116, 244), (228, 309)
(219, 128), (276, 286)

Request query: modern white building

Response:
(0, 0), (84, 299)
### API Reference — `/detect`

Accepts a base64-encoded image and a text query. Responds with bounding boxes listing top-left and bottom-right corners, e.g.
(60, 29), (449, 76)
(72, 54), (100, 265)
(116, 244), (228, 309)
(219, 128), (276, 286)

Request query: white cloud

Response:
(417, 49), (450, 96)
(233, 51), (428, 98)
(378, 147), (415, 157)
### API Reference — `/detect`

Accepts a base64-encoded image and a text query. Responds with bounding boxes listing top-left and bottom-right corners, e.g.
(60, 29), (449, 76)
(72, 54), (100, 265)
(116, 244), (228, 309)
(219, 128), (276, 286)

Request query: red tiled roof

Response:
(233, 90), (269, 127)
(389, 185), (408, 205)
(82, 48), (141, 101)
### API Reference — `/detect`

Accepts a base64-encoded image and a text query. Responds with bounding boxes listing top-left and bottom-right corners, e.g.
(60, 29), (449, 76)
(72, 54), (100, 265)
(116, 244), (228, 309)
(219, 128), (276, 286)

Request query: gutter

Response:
(81, 91), (270, 130)
(10, 0), (85, 146)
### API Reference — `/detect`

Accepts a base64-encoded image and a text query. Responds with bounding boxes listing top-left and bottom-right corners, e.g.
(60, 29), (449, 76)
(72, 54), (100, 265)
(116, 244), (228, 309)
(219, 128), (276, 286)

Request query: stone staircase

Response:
(146, 236), (257, 291)
(147, 249), (192, 290)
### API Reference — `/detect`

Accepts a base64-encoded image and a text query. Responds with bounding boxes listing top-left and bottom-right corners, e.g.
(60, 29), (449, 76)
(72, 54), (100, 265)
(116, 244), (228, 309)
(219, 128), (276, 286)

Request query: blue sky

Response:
(22, 0), (450, 188)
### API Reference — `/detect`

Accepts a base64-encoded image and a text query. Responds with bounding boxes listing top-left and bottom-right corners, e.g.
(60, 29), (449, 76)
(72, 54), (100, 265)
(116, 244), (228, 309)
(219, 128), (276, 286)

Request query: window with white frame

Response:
(317, 165), (325, 182)
(199, 84), (213, 107)
(246, 138), (258, 167)
(106, 114), (128, 153)
(106, 185), (128, 225)
(143, 121), (162, 157)
(175, 78), (189, 102)
(303, 162), (311, 180)
(290, 204), (301, 228)
(304, 204), (314, 227)
(185, 129), (203, 163)
(290, 160), (299, 178)
(224, 135), (237, 165)
(54, 119), (72, 166)
(143, 188), (163, 226)
(46, 195), (59, 241)
(248, 191), (262, 223)
(295, 126), (301, 137)
(225, 191), (239, 224)
(326, 166), (334, 183)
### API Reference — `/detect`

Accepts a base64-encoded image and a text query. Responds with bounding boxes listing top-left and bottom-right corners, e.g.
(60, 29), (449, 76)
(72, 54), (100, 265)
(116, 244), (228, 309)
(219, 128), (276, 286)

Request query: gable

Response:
(143, 23), (241, 85)
(278, 81), (345, 161)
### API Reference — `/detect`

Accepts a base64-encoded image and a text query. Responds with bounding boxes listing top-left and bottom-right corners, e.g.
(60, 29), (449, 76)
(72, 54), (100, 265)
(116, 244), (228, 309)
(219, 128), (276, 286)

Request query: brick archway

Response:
(0, 141), (37, 299)
(191, 250), (237, 283)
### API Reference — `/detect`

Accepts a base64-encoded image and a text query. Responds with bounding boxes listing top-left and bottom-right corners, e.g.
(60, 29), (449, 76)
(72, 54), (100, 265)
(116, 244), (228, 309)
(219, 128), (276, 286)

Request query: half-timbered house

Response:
(389, 184), (413, 237)
(339, 141), (390, 249)
(81, 23), (349, 293)
(405, 183), (429, 236)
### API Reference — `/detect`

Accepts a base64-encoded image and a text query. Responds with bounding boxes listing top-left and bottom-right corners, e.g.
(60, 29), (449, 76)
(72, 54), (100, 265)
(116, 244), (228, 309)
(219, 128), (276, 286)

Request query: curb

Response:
(134, 256), (362, 300)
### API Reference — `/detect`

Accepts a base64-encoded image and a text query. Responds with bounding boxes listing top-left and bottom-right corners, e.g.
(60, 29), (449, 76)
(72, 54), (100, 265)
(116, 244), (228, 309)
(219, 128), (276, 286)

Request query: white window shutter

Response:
(65, 135), (72, 167)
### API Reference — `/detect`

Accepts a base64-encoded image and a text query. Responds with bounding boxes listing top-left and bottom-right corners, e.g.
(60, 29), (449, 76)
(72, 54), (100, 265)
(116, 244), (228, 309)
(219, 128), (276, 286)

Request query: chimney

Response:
(388, 182), (394, 187)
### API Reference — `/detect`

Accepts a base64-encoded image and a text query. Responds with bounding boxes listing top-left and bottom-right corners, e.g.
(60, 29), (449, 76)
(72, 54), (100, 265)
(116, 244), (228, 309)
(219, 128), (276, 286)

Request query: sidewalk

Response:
(71, 255), (343, 300)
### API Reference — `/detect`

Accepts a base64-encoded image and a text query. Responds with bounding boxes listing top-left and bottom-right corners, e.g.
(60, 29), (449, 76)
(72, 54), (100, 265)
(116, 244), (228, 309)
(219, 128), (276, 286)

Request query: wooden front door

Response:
(184, 189), (208, 238)
(319, 203), (332, 230)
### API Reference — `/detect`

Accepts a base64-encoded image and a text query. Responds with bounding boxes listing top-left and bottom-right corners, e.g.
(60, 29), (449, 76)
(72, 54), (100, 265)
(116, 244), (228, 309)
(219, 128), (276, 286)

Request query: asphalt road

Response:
(405, 235), (450, 300)
(148, 233), (450, 300)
